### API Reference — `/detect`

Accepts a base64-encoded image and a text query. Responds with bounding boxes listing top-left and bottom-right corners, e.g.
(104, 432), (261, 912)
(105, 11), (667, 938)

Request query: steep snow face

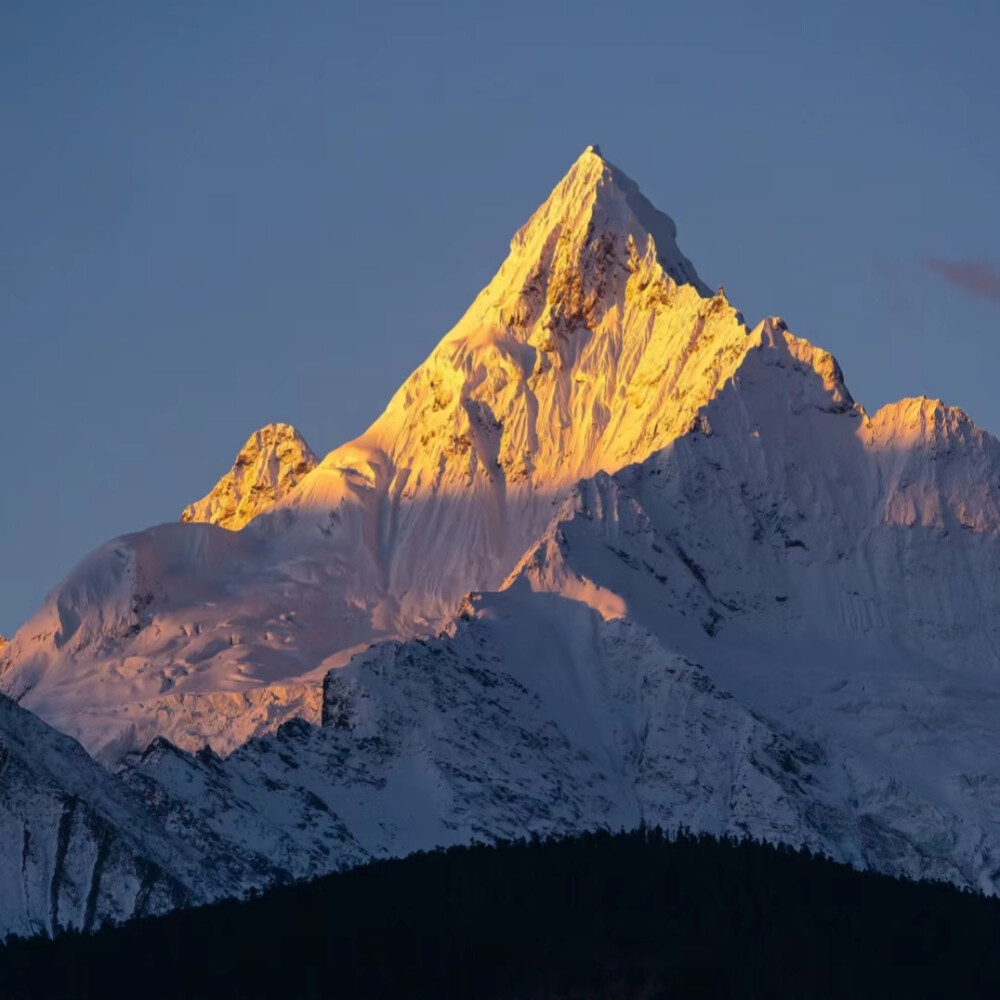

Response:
(0, 523), (334, 762)
(121, 593), (840, 874)
(0, 147), (756, 757)
(127, 353), (1000, 893)
(492, 324), (1000, 892)
(508, 317), (1000, 655)
(868, 397), (1000, 532)
(125, 589), (1000, 895)
(181, 423), (317, 530)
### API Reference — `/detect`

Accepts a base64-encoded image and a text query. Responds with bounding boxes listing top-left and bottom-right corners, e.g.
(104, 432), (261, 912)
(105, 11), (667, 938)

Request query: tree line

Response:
(1, 825), (998, 998)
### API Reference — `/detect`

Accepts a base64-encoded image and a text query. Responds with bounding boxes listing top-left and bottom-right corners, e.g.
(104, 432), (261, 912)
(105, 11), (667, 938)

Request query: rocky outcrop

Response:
(181, 423), (317, 531)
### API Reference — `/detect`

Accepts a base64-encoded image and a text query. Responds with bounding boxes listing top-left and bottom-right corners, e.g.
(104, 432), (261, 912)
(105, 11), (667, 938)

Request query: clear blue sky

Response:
(2, 0), (998, 636)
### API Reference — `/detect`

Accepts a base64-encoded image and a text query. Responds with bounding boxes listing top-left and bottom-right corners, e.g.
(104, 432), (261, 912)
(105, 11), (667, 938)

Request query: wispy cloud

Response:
(925, 258), (1000, 305)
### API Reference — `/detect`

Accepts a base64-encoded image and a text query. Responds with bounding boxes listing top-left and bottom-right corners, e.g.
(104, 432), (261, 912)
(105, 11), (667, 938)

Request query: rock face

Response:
(181, 423), (317, 531)
(0, 694), (201, 939)
(6, 147), (1000, 935)
(0, 688), (374, 939)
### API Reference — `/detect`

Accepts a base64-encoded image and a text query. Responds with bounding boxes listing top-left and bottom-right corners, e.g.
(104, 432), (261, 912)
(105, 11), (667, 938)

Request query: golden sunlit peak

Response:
(583, 143), (603, 156)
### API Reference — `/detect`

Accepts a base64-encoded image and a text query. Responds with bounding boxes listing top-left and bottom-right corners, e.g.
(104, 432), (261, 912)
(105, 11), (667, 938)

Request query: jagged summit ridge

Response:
(498, 144), (711, 302)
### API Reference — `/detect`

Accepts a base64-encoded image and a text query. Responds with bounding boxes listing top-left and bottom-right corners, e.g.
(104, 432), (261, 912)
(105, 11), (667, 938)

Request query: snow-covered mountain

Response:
(0, 144), (752, 760)
(5, 146), (1000, 937)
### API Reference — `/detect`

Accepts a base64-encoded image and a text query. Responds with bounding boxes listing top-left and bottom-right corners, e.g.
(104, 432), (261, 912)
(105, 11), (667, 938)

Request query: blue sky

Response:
(1, 0), (998, 635)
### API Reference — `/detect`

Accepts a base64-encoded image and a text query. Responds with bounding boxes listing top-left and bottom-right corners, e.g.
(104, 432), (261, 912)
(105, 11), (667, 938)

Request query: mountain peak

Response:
(181, 423), (317, 530)
(500, 146), (711, 307)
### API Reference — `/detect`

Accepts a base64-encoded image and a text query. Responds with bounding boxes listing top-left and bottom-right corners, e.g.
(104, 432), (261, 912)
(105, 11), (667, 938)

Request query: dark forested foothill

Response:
(1, 828), (998, 999)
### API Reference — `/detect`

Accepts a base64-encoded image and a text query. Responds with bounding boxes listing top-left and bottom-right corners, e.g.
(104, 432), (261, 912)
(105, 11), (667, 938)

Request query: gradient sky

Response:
(2, 0), (999, 636)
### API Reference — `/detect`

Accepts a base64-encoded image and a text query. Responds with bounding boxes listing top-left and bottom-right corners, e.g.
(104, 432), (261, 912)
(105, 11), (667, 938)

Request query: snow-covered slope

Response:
(0, 522), (330, 762)
(119, 593), (864, 873)
(509, 316), (1000, 661)
(492, 319), (1000, 889)
(123, 587), (1000, 896)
